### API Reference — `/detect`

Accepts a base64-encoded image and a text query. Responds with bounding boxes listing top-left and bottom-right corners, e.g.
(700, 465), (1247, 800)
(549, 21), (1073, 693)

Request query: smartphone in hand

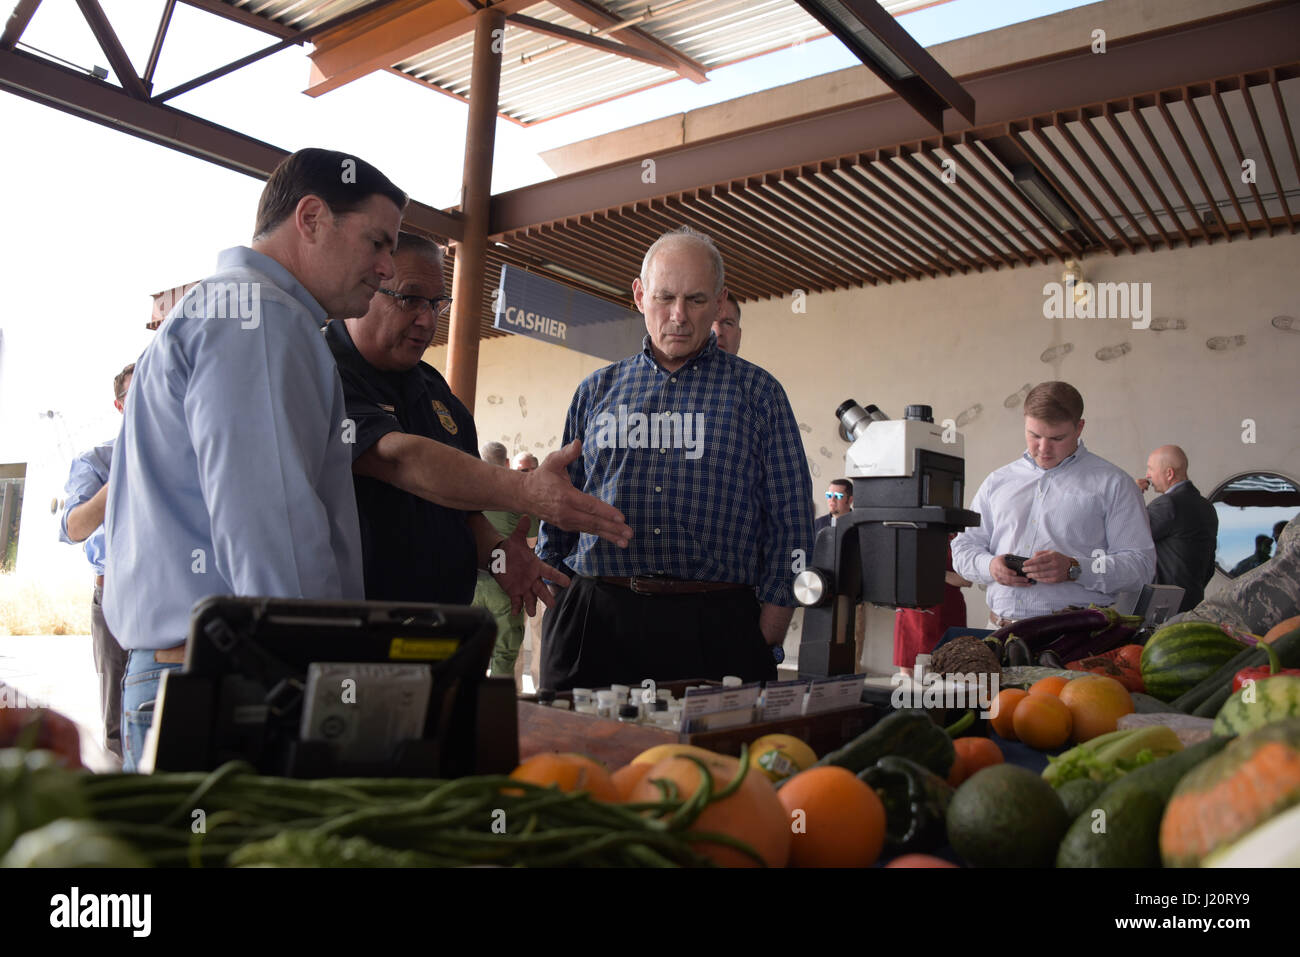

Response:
(1003, 554), (1034, 583)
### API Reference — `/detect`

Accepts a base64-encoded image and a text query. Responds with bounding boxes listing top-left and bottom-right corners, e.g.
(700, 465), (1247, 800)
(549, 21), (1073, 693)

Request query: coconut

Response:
(929, 636), (1002, 679)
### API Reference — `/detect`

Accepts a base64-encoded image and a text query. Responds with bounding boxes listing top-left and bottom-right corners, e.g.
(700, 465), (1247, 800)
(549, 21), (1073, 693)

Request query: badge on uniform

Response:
(432, 400), (458, 435)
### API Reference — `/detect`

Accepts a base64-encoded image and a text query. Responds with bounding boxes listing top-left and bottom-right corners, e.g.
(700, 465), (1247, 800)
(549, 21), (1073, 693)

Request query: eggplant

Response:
(988, 609), (1109, 650)
(1037, 649), (1065, 670)
(1005, 637), (1032, 667)
(1049, 622), (1138, 663)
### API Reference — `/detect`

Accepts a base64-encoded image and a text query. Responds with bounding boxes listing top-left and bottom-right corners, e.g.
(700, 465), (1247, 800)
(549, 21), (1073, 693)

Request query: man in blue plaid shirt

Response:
(536, 227), (813, 691)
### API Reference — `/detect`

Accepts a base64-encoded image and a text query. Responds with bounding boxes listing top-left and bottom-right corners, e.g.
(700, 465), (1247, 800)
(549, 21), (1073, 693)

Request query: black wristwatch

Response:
(772, 645), (786, 664)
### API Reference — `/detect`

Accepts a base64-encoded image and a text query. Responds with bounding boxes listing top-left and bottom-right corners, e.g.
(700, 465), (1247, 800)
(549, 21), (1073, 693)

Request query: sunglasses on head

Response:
(825, 491), (846, 500)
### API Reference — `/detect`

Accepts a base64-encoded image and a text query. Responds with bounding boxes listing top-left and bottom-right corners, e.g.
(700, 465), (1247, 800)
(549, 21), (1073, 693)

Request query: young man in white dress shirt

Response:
(951, 381), (1156, 627)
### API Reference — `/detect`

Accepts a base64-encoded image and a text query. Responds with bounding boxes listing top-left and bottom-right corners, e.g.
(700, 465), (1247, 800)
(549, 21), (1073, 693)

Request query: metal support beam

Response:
(74, 0), (149, 99)
(445, 7), (505, 412)
(0, 47), (463, 241)
(489, 2), (1300, 235)
(1, 0), (42, 50)
(545, 0), (708, 84)
(794, 0), (974, 130)
(154, 0), (405, 103)
(142, 0), (176, 92)
(178, 0), (297, 39)
(506, 13), (676, 70)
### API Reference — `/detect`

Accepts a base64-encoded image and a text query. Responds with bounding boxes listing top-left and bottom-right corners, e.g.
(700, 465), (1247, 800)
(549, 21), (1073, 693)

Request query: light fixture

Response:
(539, 261), (626, 298)
(795, 0), (975, 131)
(1013, 166), (1086, 235)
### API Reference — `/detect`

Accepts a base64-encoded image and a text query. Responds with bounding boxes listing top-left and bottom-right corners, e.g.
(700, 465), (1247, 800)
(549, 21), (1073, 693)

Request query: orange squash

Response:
(1264, 616), (1300, 644)
(1159, 718), (1300, 867)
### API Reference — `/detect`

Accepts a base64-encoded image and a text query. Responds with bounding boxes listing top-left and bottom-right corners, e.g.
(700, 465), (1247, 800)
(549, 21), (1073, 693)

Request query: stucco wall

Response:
(427, 230), (1300, 673)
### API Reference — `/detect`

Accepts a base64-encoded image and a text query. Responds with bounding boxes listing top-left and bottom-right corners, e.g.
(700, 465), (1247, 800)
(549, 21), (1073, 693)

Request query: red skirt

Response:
(893, 586), (968, 668)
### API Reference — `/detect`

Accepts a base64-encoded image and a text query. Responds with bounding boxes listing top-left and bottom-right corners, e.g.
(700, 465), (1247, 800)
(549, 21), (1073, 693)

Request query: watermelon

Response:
(1213, 675), (1300, 736)
(1140, 622), (1245, 702)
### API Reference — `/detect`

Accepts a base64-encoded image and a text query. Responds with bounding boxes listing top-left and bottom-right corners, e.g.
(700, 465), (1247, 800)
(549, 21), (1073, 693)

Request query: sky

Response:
(0, 0), (1091, 578)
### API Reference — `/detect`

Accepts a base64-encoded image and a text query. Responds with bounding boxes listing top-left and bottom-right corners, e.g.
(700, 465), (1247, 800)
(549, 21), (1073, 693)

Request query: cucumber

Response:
(1055, 736), (1230, 868)
(1174, 626), (1300, 714)
(804, 708), (955, 780)
(1172, 645), (1261, 712)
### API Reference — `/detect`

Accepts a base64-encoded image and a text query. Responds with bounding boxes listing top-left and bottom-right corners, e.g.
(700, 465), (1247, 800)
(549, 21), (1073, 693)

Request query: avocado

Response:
(945, 764), (1070, 867)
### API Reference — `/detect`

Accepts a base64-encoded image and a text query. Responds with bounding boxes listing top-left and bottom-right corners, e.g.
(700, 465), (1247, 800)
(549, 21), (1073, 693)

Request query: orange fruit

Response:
(508, 753), (621, 803)
(1029, 675), (1069, 697)
(777, 766), (887, 868)
(885, 854), (959, 868)
(1058, 674), (1134, 742)
(610, 762), (653, 801)
(952, 736), (1004, 779)
(1012, 692), (1073, 750)
(989, 688), (1029, 740)
(627, 753), (790, 867)
(947, 753), (970, 787)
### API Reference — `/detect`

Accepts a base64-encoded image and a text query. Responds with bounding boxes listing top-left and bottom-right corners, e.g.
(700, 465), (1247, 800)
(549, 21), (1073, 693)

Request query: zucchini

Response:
(804, 708), (955, 780)
(1055, 736), (1230, 868)
(1173, 626), (1300, 714)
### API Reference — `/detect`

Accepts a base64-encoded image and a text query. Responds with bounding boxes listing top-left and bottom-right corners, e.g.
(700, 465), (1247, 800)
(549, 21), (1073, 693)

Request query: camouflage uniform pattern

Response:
(1170, 517), (1300, 635)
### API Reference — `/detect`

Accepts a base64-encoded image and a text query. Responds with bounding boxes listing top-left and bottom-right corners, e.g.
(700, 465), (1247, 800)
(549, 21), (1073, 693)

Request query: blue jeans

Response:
(121, 650), (183, 773)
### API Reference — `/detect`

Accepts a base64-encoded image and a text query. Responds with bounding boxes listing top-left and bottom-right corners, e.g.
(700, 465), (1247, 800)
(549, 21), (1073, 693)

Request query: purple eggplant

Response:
(1049, 623), (1138, 663)
(991, 608), (1109, 651)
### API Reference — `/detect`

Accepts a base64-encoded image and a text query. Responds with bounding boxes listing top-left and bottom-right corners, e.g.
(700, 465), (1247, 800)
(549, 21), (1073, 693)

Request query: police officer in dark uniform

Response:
(324, 232), (632, 613)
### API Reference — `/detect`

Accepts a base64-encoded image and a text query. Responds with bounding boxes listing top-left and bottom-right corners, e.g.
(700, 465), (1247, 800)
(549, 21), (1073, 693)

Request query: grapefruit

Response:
(627, 752), (790, 867)
(1058, 674), (1134, 742)
(508, 753), (621, 803)
(747, 734), (818, 784)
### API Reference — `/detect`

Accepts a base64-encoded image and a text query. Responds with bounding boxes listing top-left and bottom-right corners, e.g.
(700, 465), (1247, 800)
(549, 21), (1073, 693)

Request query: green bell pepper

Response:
(858, 755), (955, 853)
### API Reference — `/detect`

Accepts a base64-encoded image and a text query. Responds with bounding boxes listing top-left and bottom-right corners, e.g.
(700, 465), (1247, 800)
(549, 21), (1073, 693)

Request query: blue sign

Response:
(493, 264), (646, 361)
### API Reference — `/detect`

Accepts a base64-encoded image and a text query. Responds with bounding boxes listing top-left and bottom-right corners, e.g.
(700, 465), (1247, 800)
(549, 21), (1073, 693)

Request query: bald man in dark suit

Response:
(1139, 445), (1219, 612)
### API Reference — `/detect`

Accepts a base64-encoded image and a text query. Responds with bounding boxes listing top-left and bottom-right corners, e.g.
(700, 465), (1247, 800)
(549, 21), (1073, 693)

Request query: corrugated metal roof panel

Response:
(227, 0), (950, 124)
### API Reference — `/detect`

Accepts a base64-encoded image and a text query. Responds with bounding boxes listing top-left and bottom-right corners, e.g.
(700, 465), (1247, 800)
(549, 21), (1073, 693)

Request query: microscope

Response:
(794, 401), (980, 678)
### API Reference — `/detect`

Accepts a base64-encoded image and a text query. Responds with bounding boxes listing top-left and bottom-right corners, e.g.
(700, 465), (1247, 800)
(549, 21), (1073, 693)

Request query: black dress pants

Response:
(540, 576), (777, 692)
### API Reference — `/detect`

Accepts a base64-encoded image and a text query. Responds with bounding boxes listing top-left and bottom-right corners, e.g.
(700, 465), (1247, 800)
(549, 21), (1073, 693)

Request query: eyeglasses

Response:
(825, 491), (846, 500)
(376, 287), (453, 318)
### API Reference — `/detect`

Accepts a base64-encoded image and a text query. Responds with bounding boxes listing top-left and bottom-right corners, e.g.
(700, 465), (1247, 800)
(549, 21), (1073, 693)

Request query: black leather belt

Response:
(599, 576), (749, 596)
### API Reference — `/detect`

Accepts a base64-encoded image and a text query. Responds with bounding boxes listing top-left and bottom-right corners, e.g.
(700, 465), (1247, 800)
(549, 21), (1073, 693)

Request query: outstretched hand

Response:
(521, 439), (632, 547)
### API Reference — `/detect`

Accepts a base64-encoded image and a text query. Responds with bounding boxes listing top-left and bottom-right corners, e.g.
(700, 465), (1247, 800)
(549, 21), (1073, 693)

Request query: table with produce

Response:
(2, 611), (1298, 868)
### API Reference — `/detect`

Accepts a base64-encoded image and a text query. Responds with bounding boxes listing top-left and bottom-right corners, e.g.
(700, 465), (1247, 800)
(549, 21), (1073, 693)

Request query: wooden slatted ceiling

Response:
(480, 65), (1299, 322)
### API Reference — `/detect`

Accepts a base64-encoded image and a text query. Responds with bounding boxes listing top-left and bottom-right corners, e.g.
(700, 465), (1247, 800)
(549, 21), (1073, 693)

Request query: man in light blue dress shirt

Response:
(952, 381), (1155, 625)
(58, 362), (134, 762)
(104, 148), (408, 771)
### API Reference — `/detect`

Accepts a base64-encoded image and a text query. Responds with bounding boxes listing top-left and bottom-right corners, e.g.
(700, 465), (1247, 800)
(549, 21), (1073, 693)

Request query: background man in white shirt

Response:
(952, 381), (1156, 626)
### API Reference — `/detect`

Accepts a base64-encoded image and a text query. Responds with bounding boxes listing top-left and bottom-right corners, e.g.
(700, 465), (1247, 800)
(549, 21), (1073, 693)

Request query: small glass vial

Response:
(595, 690), (618, 719)
(610, 683), (631, 702)
(617, 704), (639, 723)
(551, 699), (571, 711)
(572, 688), (594, 710)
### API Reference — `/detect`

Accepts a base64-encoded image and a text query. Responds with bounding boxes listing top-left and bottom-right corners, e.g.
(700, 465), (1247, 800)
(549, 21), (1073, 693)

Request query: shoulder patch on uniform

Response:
(432, 399), (459, 435)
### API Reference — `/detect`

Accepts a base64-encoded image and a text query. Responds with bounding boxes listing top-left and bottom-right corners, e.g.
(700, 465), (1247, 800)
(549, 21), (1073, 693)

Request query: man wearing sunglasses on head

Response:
(325, 232), (628, 617)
